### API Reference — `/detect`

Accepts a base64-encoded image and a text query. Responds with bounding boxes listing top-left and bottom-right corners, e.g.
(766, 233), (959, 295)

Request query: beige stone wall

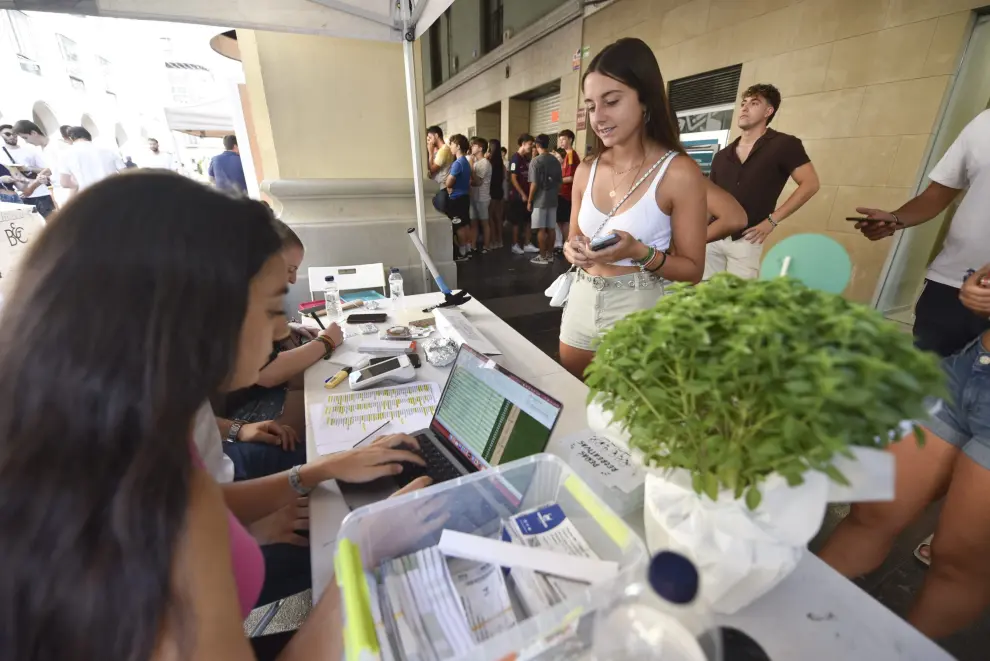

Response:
(240, 30), (413, 180)
(424, 19), (584, 147)
(581, 0), (983, 302)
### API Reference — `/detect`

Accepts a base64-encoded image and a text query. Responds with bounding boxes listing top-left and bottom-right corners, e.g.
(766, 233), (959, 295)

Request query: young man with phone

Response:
(853, 109), (990, 357)
(527, 134), (563, 264)
(705, 84), (820, 279)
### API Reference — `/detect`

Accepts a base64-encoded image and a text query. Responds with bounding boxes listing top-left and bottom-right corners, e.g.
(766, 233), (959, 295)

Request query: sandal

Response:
(914, 534), (933, 567)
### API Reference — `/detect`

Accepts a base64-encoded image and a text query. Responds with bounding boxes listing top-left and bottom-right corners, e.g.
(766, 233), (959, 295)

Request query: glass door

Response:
(874, 14), (990, 324)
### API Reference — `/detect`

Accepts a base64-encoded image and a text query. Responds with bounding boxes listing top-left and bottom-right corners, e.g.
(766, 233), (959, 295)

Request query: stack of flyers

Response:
(447, 557), (517, 642)
(501, 504), (600, 617)
(377, 547), (476, 660)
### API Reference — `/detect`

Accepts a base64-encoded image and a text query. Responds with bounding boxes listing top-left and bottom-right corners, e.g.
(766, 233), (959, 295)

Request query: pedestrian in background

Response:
(469, 136), (493, 252)
(557, 129), (581, 253)
(487, 138), (505, 250)
(527, 134), (562, 265)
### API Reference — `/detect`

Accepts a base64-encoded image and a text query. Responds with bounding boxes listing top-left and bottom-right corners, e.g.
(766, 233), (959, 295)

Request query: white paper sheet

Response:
(438, 530), (617, 584)
(310, 381), (442, 455)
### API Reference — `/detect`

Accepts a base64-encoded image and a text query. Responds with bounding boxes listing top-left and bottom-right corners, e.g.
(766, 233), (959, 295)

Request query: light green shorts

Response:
(559, 270), (666, 351)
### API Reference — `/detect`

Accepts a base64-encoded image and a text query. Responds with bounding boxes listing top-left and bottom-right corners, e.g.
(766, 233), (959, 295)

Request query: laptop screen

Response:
(430, 344), (562, 471)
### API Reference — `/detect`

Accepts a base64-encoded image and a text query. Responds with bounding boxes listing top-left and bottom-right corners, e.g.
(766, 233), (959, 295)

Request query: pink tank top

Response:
(191, 448), (264, 618)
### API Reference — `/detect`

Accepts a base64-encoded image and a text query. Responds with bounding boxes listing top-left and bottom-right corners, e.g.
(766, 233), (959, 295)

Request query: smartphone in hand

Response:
(590, 233), (620, 251)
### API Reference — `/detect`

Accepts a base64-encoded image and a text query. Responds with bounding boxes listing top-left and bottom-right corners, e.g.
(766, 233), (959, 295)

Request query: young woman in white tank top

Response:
(559, 38), (708, 380)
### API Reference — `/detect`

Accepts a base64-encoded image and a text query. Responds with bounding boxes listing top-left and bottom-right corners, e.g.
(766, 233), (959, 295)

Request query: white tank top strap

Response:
(646, 150), (678, 196)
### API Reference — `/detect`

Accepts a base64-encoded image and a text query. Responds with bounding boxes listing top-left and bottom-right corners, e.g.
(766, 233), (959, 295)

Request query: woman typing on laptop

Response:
(0, 172), (429, 661)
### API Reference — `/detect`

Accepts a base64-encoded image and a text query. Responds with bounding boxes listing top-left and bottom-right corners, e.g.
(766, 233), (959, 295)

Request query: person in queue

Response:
(0, 171), (429, 660)
(223, 219), (339, 461)
(487, 138), (506, 250)
(819, 263), (990, 640)
(560, 37), (707, 379)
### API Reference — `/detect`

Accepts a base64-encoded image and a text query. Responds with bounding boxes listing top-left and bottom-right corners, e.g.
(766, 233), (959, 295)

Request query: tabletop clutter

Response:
(305, 293), (731, 660)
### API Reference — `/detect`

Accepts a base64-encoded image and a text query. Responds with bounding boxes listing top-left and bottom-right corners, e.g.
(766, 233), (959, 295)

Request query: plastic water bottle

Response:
(388, 267), (404, 310)
(592, 551), (721, 661)
(323, 275), (342, 320)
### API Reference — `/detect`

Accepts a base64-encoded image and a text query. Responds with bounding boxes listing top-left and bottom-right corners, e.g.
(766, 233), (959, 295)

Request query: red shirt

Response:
(559, 149), (581, 200)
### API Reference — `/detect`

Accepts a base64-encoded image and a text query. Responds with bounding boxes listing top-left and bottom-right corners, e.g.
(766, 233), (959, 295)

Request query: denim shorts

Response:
(924, 335), (990, 470)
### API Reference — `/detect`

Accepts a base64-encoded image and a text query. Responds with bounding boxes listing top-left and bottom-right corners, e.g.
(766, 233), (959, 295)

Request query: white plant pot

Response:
(587, 398), (894, 614)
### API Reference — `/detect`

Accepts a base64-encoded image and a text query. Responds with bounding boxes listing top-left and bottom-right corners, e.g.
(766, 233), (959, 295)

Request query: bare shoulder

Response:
(152, 469), (251, 661)
(665, 152), (704, 183)
(573, 157), (594, 189)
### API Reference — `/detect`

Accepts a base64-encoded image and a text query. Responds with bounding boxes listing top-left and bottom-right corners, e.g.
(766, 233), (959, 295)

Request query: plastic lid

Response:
(390, 267), (400, 273)
(648, 551), (699, 605)
(324, 275), (334, 282)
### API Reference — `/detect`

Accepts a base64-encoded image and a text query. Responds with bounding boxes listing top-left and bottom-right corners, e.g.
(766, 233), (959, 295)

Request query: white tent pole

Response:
(402, 32), (431, 293)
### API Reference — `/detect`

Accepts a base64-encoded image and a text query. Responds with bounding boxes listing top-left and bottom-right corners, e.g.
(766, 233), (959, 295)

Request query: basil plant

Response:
(585, 274), (945, 510)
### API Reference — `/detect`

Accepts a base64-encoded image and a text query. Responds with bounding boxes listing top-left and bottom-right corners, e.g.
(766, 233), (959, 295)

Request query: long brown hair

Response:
(583, 38), (682, 156)
(0, 171), (282, 661)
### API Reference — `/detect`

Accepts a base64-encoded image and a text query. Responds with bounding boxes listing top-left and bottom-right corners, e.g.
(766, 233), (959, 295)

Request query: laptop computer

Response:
(338, 343), (564, 511)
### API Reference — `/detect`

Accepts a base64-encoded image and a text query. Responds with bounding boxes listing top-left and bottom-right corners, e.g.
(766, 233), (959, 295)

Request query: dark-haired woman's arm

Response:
(255, 324), (343, 388)
(705, 178), (747, 243)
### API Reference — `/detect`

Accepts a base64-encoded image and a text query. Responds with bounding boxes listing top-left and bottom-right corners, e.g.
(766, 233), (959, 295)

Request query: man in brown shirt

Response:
(705, 84), (820, 279)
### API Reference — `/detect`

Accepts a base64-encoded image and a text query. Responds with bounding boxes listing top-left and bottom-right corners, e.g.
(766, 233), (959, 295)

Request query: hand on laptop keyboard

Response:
(394, 434), (462, 488)
(321, 433), (426, 484)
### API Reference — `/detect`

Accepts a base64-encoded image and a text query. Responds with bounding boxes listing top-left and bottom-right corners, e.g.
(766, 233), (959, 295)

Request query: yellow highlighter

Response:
(325, 366), (352, 389)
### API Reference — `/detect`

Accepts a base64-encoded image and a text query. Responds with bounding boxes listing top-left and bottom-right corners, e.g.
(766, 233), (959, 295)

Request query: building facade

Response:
(0, 10), (235, 167)
(422, 0), (990, 314)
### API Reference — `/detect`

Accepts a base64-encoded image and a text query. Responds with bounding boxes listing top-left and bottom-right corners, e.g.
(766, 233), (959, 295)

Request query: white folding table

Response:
(303, 292), (951, 661)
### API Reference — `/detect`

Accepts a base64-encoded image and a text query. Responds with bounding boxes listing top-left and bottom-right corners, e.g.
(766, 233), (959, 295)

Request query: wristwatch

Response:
(289, 465), (313, 495)
(767, 214), (778, 228)
(226, 419), (246, 442)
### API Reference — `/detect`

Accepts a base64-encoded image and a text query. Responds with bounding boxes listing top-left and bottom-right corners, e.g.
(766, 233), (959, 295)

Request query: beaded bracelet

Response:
(317, 335), (336, 360)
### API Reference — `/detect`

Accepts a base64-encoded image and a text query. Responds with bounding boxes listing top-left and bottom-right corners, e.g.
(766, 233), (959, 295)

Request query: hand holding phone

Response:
(590, 233), (621, 251)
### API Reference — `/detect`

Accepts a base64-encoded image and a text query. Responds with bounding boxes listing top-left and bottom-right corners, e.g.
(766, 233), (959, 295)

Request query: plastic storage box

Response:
(334, 453), (649, 661)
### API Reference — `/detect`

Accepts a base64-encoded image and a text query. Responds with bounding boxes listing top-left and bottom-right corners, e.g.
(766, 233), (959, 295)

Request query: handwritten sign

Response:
(0, 203), (44, 285)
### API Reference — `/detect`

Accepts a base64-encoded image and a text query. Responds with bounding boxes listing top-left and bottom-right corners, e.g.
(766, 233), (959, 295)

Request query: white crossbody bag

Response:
(545, 152), (673, 307)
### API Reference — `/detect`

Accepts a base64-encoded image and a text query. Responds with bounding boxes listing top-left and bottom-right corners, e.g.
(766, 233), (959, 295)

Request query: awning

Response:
(163, 98), (235, 138)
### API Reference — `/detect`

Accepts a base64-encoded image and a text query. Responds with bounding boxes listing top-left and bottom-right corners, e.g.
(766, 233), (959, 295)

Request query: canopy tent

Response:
(24, 0), (457, 288)
(163, 97), (235, 138)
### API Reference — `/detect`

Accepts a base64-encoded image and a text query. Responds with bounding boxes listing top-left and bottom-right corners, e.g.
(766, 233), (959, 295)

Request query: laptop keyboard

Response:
(395, 434), (463, 487)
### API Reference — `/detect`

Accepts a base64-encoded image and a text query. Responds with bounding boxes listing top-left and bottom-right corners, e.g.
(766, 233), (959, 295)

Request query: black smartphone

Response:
(846, 216), (880, 223)
(346, 312), (387, 324)
(590, 233), (620, 251)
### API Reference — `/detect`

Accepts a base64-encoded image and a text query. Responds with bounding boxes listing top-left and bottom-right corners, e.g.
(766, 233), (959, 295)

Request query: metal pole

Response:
(401, 33), (431, 293)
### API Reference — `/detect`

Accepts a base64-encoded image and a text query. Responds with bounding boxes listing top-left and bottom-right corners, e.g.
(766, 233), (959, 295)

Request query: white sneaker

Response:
(511, 245), (525, 255)
(523, 243), (539, 253)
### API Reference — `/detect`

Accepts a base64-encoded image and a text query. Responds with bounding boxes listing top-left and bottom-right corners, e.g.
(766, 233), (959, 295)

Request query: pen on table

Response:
(353, 421), (390, 448)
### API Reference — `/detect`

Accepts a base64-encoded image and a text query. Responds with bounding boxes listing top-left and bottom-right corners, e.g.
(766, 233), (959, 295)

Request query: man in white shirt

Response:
(855, 109), (990, 357)
(0, 123), (55, 218)
(59, 126), (125, 198)
(142, 137), (179, 171)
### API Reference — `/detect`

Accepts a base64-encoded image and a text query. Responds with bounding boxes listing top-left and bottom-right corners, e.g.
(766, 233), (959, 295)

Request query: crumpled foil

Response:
(423, 338), (458, 367)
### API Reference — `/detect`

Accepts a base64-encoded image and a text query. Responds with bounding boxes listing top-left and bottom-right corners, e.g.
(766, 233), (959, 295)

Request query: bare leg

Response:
(559, 342), (595, 380)
(909, 452), (990, 638)
(818, 430), (957, 577)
